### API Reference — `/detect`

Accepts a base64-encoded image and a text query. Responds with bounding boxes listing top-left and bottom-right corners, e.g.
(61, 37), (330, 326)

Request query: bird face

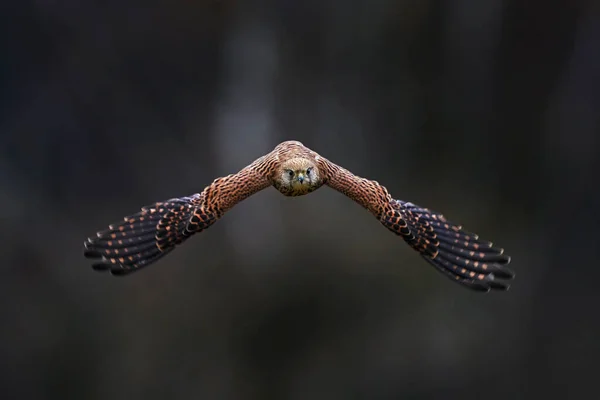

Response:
(286, 168), (311, 189)
(279, 158), (319, 195)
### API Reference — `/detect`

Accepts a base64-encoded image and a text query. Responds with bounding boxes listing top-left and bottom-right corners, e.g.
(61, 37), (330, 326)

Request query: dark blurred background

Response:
(2, 0), (599, 399)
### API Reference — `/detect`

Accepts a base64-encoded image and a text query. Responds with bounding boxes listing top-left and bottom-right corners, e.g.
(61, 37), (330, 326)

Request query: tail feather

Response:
(83, 194), (216, 275)
(382, 200), (514, 292)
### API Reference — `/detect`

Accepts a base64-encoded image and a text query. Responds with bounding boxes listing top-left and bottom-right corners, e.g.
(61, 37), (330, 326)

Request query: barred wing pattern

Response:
(84, 158), (273, 275)
(323, 159), (514, 292)
(381, 200), (513, 291)
(84, 194), (217, 275)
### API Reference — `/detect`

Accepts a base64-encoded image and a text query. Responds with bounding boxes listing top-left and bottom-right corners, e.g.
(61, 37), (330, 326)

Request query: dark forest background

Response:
(1, 1), (599, 399)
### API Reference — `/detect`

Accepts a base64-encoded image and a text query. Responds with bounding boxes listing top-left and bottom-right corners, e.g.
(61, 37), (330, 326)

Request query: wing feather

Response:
(323, 159), (514, 292)
(83, 156), (273, 275)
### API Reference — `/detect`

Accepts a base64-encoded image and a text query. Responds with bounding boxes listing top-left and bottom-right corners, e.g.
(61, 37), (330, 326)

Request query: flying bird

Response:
(84, 140), (513, 292)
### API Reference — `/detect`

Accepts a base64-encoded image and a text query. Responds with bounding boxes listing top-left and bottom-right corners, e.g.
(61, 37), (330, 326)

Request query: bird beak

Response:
(297, 174), (305, 183)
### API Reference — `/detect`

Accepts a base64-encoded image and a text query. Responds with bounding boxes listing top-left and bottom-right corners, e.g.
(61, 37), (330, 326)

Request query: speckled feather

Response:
(84, 140), (513, 291)
(84, 156), (272, 275)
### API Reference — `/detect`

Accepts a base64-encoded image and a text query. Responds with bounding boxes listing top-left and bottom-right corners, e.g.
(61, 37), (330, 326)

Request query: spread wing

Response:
(322, 159), (514, 292)
(83, 155), (274, 276)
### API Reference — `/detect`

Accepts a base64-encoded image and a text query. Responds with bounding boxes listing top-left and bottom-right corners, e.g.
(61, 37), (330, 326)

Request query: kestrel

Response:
(84, 140), (513, 292)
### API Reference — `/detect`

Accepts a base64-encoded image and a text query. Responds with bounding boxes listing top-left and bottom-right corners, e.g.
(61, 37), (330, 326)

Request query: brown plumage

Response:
(84, 140), (513, 292)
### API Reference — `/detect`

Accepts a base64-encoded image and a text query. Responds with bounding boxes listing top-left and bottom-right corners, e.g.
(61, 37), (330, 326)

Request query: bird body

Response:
(84, 140), (514, 292)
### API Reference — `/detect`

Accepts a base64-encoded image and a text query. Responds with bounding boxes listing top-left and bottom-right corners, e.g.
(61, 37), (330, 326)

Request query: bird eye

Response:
(287, 170), (294, 177)
(306, 167), (313, 175)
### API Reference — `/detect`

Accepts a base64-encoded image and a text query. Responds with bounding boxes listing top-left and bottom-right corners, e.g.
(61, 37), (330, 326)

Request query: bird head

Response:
(279, 157), (319, 193)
